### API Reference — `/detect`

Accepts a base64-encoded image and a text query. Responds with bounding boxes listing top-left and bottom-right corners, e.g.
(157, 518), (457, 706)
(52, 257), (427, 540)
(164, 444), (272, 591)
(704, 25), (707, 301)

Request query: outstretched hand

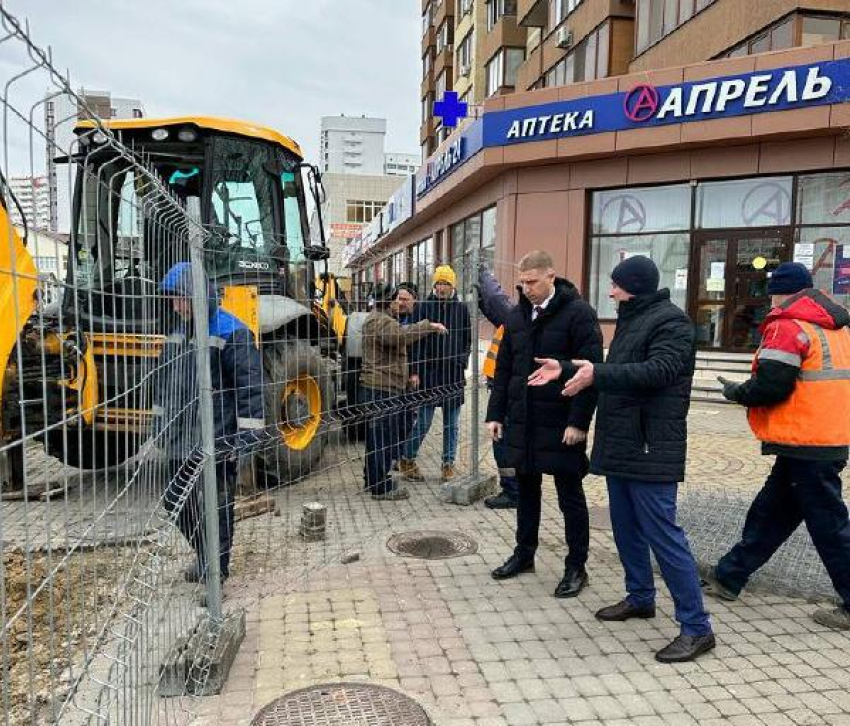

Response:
(561, 360), (595, 397)
(527, 358), (562, 386)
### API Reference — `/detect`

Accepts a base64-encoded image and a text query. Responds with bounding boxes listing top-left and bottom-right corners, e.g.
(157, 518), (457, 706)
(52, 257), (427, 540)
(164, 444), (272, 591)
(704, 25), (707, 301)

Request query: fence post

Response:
(187, 198), (223, 621)
(470, 245), (480, 479)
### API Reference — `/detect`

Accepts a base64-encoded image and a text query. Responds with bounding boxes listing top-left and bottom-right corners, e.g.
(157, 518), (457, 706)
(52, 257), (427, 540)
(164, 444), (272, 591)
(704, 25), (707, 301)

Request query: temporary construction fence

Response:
(0, 3), (846, 726)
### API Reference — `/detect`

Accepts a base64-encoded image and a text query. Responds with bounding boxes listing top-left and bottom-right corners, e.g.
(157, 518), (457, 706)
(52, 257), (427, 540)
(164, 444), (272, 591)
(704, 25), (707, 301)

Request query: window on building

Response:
(410, 237), (434, 297)
(719, 14), (795, 57)
(436, 69), (449, 100)
(802, 14), (844, 45)
(487, 0), (517, 32)
(457, 31), (473, 74)
(548, 0), (584, 31)
(449, 206), (497, 299)
(346, 200), (387, 224)
(636, 0), (717, 54)
(422, 3), (433, 35)
(485, 47), (525, 96)
(422, 92), (434, 123)
(436, 20), (454, 53)
(458, 0), (473, 17)
(423, 49), (433, 78)
(391, 250), (408, 286)
(544, 22), (609, 87)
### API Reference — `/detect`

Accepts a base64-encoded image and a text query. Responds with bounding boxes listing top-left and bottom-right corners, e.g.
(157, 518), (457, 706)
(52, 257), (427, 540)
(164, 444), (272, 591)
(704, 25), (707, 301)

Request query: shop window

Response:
(410, 237), (434, 299)
(796, 172), (850, 226)
(794, 228), (850, 308)
(589, 233), (690, 318)
(449, 207), (497, 299)
(696, 177), (792, 229)
(592, 184), (691, 235)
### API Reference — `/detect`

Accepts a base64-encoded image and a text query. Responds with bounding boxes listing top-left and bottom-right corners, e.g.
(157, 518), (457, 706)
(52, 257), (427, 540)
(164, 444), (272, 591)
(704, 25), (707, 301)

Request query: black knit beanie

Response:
(611, 255), (660, 296)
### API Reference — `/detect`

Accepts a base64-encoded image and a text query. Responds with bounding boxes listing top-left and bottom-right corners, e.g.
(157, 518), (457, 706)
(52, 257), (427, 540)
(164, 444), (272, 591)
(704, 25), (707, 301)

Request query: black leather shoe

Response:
(655, 633), (716, 663)
(491, 555), (534, 580)
(485, 492), (519, 509)
(595, 599), (656, 621)
(554, 567), (588, 598)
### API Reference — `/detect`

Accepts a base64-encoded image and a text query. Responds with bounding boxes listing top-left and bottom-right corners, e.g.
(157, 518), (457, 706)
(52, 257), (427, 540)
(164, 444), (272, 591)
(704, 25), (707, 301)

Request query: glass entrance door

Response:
(691, 230), (792, 351)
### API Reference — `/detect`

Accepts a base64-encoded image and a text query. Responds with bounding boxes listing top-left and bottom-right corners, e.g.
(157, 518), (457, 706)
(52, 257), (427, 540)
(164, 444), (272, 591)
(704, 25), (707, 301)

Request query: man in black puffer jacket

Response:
(487, 250), (603, 599)
(531, 255), (714, 663)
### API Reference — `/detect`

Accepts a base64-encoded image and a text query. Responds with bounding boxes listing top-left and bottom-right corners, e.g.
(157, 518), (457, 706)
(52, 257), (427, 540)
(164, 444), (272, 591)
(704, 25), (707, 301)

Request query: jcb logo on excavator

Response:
(237, 260), (270, 271)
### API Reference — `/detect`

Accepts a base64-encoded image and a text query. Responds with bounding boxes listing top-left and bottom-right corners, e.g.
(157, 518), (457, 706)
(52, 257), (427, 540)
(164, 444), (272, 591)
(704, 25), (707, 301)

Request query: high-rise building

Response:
(351, 0), (850, 352)
(319, 116), (388, 175)
(7, 175), (50, 230)
(45, 90), (144, 233)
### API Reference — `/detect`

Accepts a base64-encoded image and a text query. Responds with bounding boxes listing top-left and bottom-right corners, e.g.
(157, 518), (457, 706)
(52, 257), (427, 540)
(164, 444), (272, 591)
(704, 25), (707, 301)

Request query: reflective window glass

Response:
(592, 184), (691, 235)
(696, 177), (792, 228)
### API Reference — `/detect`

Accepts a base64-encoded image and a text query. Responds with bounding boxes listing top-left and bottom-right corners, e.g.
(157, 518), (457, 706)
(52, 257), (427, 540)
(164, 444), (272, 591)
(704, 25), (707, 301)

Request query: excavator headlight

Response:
(151, 128), (169, 141)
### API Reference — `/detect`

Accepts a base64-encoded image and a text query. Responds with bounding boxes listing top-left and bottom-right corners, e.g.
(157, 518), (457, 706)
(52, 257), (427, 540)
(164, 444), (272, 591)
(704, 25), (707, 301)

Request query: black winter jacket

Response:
(410, 292), (472, 405)
(590, 289), (695, 482)
(486, 279), (603, 476)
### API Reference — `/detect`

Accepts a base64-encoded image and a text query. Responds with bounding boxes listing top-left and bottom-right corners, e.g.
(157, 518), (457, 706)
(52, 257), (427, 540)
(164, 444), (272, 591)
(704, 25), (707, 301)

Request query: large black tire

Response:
(44, 429), (135, 471)
(260, 340), (335, 485)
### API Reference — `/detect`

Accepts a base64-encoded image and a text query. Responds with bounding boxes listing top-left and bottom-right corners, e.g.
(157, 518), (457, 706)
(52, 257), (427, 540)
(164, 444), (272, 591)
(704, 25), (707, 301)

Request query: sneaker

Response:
(371, 487), (410, 501)
(655, 633), (716, 663)
(702, 571), (739, 602)
(484, 492), (518, 509)
(399, 458), (424, 481)
(441, 463), (458, 481)
(812, 606), (850, 631)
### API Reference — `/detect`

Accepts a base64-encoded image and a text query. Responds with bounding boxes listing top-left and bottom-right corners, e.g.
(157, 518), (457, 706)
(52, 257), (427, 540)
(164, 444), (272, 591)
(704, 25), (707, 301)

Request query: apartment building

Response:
(354, 0), (850, 352)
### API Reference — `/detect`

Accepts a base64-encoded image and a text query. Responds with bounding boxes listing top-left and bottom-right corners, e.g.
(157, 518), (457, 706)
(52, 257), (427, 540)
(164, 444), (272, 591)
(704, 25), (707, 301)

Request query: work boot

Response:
(655, 633), (716, 663)
(399, 458), (424, 481)
(441, 463), (458, 481)
(702, 571), (739, 602)
(371, 487), (410, 501)
(484, 492), (518, 509)
(812, 606), (850, 631)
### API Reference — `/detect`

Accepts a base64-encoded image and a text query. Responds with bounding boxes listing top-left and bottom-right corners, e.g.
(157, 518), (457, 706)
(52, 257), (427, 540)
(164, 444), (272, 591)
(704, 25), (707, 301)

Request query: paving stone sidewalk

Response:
(183, 402), (850, 726)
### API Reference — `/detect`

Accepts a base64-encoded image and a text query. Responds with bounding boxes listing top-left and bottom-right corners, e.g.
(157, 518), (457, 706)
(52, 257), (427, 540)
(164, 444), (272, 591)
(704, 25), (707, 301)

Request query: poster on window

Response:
(834, 244), (850, 296)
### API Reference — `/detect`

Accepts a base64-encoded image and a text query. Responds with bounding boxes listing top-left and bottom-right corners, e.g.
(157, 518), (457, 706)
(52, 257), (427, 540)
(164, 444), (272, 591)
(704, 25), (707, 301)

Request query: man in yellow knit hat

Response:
(400, 264), (472, 481)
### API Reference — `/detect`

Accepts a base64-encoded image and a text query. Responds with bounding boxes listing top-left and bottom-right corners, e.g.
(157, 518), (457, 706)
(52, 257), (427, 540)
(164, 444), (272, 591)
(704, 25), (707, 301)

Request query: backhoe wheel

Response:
(44, 429), (135, 471)
(260, 340), (334, 485)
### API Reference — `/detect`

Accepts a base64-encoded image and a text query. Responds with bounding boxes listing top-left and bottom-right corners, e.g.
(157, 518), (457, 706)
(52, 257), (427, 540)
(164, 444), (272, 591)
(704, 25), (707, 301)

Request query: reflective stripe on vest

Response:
(748, 319), (850, 447)
(482, 326), (503, 380)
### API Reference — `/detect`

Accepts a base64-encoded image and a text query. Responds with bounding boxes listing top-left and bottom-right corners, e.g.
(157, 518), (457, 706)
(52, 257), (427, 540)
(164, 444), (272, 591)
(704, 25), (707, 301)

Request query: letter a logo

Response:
(624, 84), (660, 123)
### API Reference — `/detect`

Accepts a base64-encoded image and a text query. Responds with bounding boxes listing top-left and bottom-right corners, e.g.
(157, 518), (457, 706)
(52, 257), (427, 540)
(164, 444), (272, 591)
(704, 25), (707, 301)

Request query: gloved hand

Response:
(717, 376), (741, 402)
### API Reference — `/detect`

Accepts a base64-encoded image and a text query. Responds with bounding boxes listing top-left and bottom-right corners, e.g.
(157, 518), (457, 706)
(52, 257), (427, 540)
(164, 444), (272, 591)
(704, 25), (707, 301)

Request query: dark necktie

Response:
(534, 305), (543, 320)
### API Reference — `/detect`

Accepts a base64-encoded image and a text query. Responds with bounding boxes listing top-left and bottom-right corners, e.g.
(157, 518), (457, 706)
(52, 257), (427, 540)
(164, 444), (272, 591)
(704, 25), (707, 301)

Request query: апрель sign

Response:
(483, 59), (850, 146)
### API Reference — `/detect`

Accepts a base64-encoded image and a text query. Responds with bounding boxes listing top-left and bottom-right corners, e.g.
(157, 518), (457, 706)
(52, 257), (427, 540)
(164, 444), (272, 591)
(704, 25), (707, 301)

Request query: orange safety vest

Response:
(748, 320), (850, 447)
(482, 325), (503, 380)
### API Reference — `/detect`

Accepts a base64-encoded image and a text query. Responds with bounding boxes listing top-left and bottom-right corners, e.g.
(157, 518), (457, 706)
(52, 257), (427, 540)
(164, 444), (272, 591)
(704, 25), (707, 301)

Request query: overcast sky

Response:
(6, 0), (421, 168)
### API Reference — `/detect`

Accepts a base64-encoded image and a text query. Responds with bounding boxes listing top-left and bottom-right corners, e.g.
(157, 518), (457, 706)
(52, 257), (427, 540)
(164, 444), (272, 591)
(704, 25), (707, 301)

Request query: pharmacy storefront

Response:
(348, 42), (850, 350)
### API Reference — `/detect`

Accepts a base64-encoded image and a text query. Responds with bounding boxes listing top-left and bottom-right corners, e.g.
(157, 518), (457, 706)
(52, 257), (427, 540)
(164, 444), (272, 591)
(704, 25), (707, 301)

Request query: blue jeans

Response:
(607, 477), (712, 637)
(403, 399), (461, 465)
(361, 387), (412, 494)
(716, 457), (850, 609)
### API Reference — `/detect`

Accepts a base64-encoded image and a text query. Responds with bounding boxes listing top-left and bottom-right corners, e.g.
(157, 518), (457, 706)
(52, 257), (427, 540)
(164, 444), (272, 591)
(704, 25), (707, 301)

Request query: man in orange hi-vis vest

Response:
(477, 264), (518, 509)
(706, 262), (850, 631)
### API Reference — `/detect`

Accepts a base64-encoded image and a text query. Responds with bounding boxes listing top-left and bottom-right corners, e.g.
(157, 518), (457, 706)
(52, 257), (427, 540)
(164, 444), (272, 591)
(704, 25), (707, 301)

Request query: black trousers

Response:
(515, 471), (590, 571)
(165, 456), (237, 579)
(716, 456), (850, 608)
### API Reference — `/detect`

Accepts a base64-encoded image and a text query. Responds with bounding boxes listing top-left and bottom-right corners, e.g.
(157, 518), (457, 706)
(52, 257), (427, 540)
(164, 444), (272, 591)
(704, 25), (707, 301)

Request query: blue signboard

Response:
(416, 59), (850, 198)
(483, 59), (850, 147)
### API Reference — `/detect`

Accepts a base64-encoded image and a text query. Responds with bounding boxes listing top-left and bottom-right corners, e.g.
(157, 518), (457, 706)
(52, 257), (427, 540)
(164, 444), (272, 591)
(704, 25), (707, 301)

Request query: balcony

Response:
(422, 24), (435, 55)
(434, 44), (454, 79)
(515, 41), (543, 91)
(518, 0), (547, 28)
(421, 68), (435, 98)
(419, 117), (438, 146)
(483, 14), (528, 65)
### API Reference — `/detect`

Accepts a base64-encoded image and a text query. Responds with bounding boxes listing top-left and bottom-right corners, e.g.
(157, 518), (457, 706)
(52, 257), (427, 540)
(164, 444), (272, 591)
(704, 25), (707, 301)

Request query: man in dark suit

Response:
(486, 250), (603, 598)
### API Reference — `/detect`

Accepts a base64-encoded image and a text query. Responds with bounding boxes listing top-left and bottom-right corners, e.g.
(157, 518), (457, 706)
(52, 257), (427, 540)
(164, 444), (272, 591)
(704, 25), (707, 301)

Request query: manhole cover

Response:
(252, 682), (431, 725)
(386, 530), (478, 559)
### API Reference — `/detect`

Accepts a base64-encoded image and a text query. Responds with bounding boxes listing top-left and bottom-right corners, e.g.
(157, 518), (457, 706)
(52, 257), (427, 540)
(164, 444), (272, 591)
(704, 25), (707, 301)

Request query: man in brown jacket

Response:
(361, 282), (446, 500)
